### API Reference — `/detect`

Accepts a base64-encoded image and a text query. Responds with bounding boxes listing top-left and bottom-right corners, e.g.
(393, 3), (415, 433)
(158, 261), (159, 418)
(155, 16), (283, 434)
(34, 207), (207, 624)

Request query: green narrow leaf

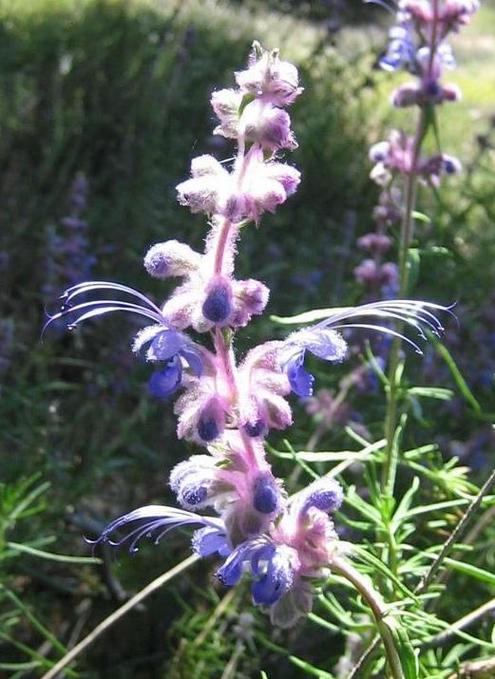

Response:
(406, 249), (420, 292)
(392, 625), (419, 679)
(411, 211), (431, 224)
(270, 306), (353, 326)
(430, 335), (481, 413)
(352, 547), (419, 602)
(441, 557), (495, 587)
(280, 440), (319, 480)
(6, 542), (102, 564)
(408, 386), (453, 401)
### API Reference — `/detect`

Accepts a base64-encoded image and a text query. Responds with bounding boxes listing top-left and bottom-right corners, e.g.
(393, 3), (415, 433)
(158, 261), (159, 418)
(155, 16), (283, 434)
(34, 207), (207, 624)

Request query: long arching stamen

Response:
(86, 506), (224, 553)
(61, 281), (163, 314)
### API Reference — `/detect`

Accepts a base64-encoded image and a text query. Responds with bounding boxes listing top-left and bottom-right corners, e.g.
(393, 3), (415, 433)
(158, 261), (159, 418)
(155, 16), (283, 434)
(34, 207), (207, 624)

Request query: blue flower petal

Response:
(180, 346), (203, 377)
(286, 350), (314, 398)
(192, 527), (231, 558)
(147, 329), (185, 361)
(251, 547), (294, 605)
(148, 356), (182, 398)
(216, 543), (252, 586)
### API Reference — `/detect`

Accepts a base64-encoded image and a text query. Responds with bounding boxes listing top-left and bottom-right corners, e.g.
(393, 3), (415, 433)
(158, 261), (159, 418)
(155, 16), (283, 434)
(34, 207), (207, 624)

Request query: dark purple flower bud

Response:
(301, 478), (344, 515)
(442, 155), (462, 174)
(244, 418), (267, 438)
(198, 415), (220, 441)
(252, 474), (280, 514)
(202, 277), (233, 324)
(170, 454), (219, 509)
(197, 397), (225, 442)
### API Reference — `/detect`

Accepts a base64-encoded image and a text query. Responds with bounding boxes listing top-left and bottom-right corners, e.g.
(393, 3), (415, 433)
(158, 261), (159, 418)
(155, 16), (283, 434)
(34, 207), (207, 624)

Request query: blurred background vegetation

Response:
(0, 0), (494, 676)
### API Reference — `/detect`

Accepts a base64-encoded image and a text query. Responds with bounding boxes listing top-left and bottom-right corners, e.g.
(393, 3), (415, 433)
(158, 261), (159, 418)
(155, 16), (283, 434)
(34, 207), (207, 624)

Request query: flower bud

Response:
(357, 233), (393, 254)
(240, 101), (296, 151)
(442, 154), (462, 174)
(230, 278), (270, 328)
(202, 276), (233, 324)
(235, 44), (302, 106)
(197, 396), (225, 442)
(211, 89), (242, 139)
(249, 178), (286, 218)
(191, 154), (227, 178)
(243, 417), (267, 438)
(252, 473), (280, 514)
(369, 141), (390, 163)
(263, 163), (301, 196)
(170, 455), (219, 509)
(392, 83), (420, 107)
(300, 478), (344, 515)
(144, 240), (201, 279)
(176, 175), (220, 214)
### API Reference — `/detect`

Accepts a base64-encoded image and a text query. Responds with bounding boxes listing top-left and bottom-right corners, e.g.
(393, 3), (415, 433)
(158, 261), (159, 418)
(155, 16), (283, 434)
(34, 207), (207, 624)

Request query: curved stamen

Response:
(331, 323), (425, 354)
(315, 300), (453, 342)
(85, 505), (225, 554)
(61, 281), (163, 315)
(43, 300), (166, 336)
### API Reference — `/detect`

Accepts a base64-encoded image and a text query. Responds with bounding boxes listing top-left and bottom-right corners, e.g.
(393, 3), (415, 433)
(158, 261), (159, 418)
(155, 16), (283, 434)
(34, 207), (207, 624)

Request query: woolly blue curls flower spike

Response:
(46, 41), (455, 631)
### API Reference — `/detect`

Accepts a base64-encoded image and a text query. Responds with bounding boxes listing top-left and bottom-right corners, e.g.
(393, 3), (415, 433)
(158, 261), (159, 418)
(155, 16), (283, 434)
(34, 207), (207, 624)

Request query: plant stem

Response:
(332, 556), (405, 679)
(41, 554), (199, 679)
(382, 110), (427, 499)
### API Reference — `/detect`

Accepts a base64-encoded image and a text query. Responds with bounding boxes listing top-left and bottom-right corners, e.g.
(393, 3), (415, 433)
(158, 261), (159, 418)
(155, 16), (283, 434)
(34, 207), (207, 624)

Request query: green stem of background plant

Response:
(382, 108), (428, 500)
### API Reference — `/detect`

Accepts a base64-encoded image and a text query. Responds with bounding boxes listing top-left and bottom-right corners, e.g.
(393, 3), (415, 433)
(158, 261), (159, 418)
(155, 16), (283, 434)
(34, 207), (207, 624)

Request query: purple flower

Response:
(215, 537), (299, 607)
(44, 281), (168, 332)
(250, 544), (297, 605)
(280, 328), (348, 398)
(379, 24), (417, 72)
(134, 326), (203, 398)
(278, 300), (451, 398)
(45, 281), (205, 399)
